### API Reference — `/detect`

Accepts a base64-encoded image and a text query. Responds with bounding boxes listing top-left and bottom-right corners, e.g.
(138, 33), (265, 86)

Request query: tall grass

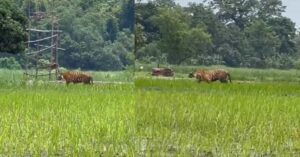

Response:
(135, 78), (300, 156)
(0, 69), (133, 87)
(2, 68), (300, 156)
(135, 64), (300, 82)
(0, 69), (24, 86)
(0, 84), (135, 156)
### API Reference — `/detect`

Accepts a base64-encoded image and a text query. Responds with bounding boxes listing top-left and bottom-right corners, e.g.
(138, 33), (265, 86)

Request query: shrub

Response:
(0, 57), (21, 69)
(293, 59), (300, 70)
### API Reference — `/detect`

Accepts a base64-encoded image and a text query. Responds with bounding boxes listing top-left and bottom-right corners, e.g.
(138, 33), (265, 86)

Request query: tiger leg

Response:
(220, 79), (228, 83)
(227, 73), (232, 83)
(83, 80), (90, 84)
(196, 78), (202, 83)
(88, 78), (93, 84)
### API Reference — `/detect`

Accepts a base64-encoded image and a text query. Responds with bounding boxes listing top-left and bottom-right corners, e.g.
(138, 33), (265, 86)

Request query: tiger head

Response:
(188, 72), (195, 78)
(188, 69), (198, 78)
(189, 70), (204, 78)
(57, 74), (64, 80)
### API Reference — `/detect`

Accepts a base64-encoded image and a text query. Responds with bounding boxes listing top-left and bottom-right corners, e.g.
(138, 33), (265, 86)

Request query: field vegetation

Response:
(1, 0), (300, 156)
(135, 63), (300, 82)
(0, 69), (133, 87)
(0, 77), (135, 156)
(1, 66), (300, 156)
(136, 78), (300, 156)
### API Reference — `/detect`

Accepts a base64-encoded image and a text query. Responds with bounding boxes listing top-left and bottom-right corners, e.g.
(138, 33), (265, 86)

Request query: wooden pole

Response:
(35, 32), (41, 79)
(49, 13), (54, 80)
(25, 0), (31, 80)
(55, 18), (59, 79)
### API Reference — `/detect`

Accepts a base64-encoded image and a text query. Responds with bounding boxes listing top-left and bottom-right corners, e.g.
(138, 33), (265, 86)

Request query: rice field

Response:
(0, 84), (135, 156)
(135, 64), (300, 82)
(135, 78), (300, 156)
(0, 69), (134, 87)
(1, 68), (300, 156)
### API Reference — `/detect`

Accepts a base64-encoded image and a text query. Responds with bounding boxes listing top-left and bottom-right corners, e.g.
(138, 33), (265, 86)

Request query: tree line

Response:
(0, 0), (134, 71)
(2, 0), (300, 70)
(136, 0), (300, 69)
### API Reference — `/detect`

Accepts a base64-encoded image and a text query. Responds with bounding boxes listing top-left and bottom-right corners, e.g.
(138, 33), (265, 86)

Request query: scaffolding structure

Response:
(24, 4), (65, 80)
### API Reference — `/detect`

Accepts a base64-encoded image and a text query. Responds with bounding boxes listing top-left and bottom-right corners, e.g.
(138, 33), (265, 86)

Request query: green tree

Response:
(207, 0), (285, 30)
(135, 2), (160, 44)
(293, 31), (300, 67)
(150, 7), (211, 64)
(106, 17), (118, 42)
(0, 57), (21, 69)
(135, 23), (146, 54)
(8, 0), (134, 70)
(0, 0), (28, 54)
(207, 0), (258, 30)
(220, 24), (250, 67)
(119, 0), (134, 32)
(150, 8), (188, 64)
(267, 17), (296, 55)
(244, 20), (280, 67)
(258, 0), (286, 19)
(180, 27), (212, 64)
(151, 0), (176, 7)
(187, 3), (229, 59)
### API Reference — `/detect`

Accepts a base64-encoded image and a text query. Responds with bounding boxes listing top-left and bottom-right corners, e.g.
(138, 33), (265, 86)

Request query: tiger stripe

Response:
(58, 71), (93, 85)
(189, 69), (231, 83)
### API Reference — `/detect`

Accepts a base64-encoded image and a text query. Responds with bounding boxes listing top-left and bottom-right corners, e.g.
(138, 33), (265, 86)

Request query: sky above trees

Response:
(136, 0), (300, 68)
(281, 0), (300, 28)
(173, 0), (300, 28)
(140, 0), (299, 28)
(138, 0), (299, 30)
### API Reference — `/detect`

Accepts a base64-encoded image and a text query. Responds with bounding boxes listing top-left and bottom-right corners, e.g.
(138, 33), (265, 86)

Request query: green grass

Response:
(0, 84), (135, 156)
(135, 64), (300, 82)
(0, 69), (133, 86)
(135, 78), (300, 156)
(2, 68), (300, 156)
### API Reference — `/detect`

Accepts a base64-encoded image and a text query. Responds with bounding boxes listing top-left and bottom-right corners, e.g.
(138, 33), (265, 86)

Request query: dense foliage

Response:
(1, 0), (134, 71)
(0, 0), (28, 54)
(136, 0), (300, 69)
(0, 57), (21, 69)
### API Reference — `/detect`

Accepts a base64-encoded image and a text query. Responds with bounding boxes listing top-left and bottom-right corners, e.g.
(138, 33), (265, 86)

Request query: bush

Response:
(0, 57), (21, 69)
(136, 42), (161, 61)
(264, 54), (294, 69)
(293, 59), (300, 70)
(195, 55), (224, 66)
(248, 57), (266, 68)
(97, 53), (124, 71)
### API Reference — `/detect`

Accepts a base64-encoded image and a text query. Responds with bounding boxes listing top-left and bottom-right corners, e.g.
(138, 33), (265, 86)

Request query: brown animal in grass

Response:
(189, 69), (231, 83)
(152, 68), (174, 77)
(57, 71), (93, 85)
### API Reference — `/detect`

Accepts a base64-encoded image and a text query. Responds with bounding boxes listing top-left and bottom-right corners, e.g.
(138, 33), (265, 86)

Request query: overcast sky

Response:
(174, 0), (300, 28)
(281, 0), (300, 28)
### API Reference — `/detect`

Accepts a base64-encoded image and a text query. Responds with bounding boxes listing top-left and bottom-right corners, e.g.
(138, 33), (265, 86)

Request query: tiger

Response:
(189, 69), (231, 83)
(57, 71), (93, 85)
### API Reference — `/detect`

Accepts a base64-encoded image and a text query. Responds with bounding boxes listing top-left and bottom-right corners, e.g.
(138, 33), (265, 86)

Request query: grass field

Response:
(0, 84), (135, 156)
(1, 68), (300, 156)
(135, 64), (300, 82)
(0, 69), (134, 87)
(136, 78), (300, 156)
